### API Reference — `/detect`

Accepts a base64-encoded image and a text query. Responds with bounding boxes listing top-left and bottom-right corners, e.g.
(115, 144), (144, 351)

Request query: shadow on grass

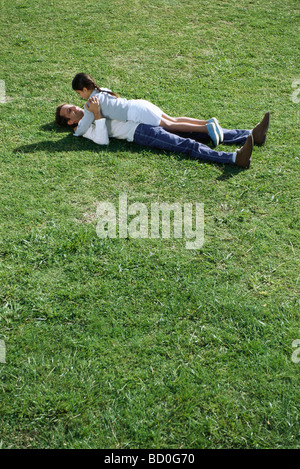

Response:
(13, 121), (243, 178)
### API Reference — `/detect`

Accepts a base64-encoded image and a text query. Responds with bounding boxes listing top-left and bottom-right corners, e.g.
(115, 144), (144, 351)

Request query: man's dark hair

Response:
(55, 103), (70, 127)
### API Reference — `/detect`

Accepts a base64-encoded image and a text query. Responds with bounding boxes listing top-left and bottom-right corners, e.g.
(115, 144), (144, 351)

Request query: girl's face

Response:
(75, 87), (91, 100)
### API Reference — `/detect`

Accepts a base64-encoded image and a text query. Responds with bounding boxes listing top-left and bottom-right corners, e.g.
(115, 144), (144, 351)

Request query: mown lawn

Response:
(0, 0), (299, 449)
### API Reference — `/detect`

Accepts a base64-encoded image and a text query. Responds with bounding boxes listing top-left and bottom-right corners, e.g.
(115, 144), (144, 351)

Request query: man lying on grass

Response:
(55, 97), (270, 169)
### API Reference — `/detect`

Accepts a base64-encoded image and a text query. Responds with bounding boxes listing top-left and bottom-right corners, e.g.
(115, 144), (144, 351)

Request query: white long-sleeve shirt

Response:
(74, 90), (130, 137)
(74, 89), (162, 137)
(82, 118), (139, 145)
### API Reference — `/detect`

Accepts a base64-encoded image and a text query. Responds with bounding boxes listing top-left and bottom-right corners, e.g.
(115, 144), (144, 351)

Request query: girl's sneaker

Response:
(208, 117), (224, 143)
(206, 122), (219, 147)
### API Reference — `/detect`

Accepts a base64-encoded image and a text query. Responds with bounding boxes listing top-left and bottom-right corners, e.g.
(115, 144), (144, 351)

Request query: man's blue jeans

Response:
(175, 128), (251, 146)
(133, 124), (251, 165)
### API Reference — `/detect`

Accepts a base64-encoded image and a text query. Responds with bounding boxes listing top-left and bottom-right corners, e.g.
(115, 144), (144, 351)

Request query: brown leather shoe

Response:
(252, 112), (270, 145)
(235, 134), (253, 169)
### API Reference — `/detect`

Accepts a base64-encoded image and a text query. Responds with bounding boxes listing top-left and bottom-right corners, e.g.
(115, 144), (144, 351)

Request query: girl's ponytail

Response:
(72, 73), (120, 98)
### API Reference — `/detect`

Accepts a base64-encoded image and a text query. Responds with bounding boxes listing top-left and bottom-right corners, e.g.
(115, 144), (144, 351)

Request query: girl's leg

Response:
(159, 116), (208, 133)
(161, 112), (208, 126)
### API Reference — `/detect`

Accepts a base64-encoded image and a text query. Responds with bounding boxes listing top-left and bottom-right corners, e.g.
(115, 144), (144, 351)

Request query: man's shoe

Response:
(208, 117), (224, 143)
(252, 111), (270, 146)
(206, 122), (219, 147)
(235, 134), (253, 169)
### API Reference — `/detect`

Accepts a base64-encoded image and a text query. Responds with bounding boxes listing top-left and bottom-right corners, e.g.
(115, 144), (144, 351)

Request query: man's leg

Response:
(133, 124), (237, 165)
(172, 112), (270, 146)
(172, 128), (251, 145)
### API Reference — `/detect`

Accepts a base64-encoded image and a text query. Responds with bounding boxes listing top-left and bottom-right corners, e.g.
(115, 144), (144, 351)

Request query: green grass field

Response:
(0, 0), (299, 449)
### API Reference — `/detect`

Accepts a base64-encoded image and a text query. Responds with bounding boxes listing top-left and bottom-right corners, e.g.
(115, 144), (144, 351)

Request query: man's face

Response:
(60, 104), (84, 125)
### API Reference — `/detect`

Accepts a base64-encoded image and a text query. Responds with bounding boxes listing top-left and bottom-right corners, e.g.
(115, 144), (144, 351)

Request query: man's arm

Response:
(81, 97), (110, 145)
(88, 97), (103, 120)
(73, 106), (95, 137)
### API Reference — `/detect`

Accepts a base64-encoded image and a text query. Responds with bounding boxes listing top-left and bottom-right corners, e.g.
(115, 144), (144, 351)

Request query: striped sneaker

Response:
(208, 117), (224, 143)
(206, 122), (219, 147)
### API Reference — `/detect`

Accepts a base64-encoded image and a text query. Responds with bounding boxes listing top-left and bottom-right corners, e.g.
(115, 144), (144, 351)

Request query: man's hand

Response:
(85, 96), (102, 120)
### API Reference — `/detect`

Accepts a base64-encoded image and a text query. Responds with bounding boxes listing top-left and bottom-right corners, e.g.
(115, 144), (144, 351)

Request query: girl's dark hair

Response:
(72, 73), (120, 98)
